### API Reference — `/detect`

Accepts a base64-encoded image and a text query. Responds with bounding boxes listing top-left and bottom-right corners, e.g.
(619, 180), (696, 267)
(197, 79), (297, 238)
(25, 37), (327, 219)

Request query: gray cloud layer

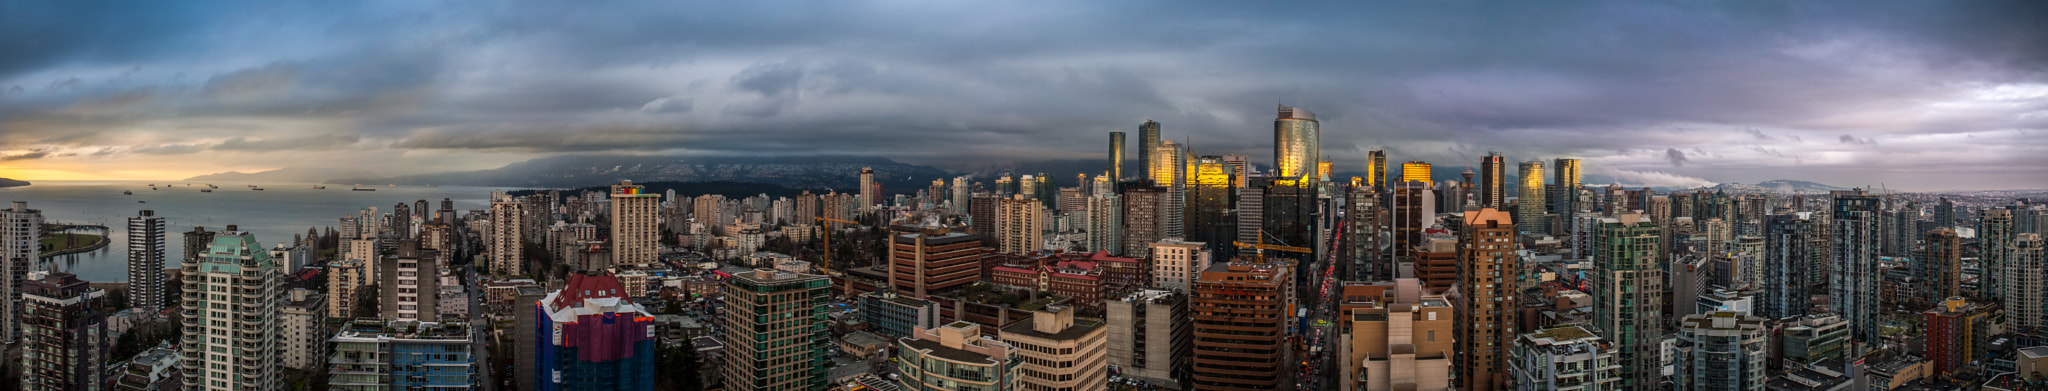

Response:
(1, 0), (2045, 190)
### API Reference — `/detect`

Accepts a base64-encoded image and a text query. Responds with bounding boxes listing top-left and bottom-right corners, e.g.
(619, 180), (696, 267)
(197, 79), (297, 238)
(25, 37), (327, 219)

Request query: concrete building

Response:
(887, 228), (985, 299)
(127, 210), (167, 313)
(2013, 233), (2044, 331)
(1592, 213), (1663, 389)
(719, 270), (829, 391)
(1190, 260), (1294, 391)
(1921, 297), (1991, 376)
(1121, 184), (1169, 258)
(21, 271), (111, 391)
(611, 180), (661, 267)
(897, 320), (1020, 391)
(1759, 213), (1818, 320)
(326, 319), (476, 389)
(3, 201), (43, 344)
(1457, 209), (1518, 390)
(860, 167), (876, 212)
(1781, 314), (1849, 366)
(327, 258), (369, 319)
(535, 274), (656, 391)
(1509, 325), (1619, 391)
(997, 196), (1046, 254)
(1000, 306), (1108, 391)
(1828, 189), (1882, 345)
(1085, 194), (1123, 256)
(1148, 239), (1209, 292)
(861, 291), (942, 340)
(114, 345), (182, 391)
(279, 288), (327, 371)
(1107, 289), (1191, 389)
(490, 196), (525, 275)
(1673, 311), (1768, 391)
(1982, 209), (2013, 303)
(178, 228), (283, 391)
(1344, 283), (1453, 391)
(379, 240), (439, 321)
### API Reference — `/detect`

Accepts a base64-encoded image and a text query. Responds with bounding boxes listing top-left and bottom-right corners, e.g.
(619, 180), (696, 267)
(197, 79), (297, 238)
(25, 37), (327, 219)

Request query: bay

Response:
(0, 181), (521, 283)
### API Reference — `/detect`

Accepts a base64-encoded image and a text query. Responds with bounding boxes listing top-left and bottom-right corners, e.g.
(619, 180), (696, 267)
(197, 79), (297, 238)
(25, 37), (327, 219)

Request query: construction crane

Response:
(815, 217), (860, 274)
(1232, 240), (1312, 262)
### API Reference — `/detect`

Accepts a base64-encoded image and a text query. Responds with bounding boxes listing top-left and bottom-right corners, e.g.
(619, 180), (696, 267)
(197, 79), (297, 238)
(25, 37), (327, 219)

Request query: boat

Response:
(200, 189), (213, 193)
(252, 187), (265, 191)
(123, 191), (132, 195)
(313, 185), (326, 190)
(137, 200), (145, 203)
(352, 187), (376, 192)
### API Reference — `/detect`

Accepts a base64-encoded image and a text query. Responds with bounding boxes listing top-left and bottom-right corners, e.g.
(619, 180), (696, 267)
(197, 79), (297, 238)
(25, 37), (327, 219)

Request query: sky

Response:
(1, 1), (2044, 191)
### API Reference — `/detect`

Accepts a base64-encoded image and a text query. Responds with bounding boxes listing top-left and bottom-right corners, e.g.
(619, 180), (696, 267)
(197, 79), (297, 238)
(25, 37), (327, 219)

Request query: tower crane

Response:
(815, 217), (860, 274)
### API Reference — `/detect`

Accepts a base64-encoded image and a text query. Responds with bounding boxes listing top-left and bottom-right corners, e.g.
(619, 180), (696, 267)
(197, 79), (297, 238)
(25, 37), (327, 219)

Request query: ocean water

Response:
(0, 181), (516, 283)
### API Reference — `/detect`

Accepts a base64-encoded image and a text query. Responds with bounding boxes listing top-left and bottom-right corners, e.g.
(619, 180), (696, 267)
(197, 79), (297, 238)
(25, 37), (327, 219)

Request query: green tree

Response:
(656, 343), (705, 391)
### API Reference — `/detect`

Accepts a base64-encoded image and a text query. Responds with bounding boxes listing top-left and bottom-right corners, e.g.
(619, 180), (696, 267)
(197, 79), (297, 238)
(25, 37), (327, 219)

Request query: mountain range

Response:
(184, 167), (378, 183)
(329, 155), (955, 192)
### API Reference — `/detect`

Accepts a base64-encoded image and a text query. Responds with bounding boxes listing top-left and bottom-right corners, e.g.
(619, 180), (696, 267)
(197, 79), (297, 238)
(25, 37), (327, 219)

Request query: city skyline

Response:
(1, 1), (2044, 191)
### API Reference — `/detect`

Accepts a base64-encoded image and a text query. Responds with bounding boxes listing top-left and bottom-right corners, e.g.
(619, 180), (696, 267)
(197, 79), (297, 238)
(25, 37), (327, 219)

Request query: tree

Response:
(656, 343), (705, 391)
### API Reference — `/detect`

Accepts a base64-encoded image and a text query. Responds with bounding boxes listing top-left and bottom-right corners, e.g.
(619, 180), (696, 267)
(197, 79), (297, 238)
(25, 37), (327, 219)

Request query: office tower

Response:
(0, 201), (40, 344)
(1236, 184), (1265, 246)
(1391, 181), (1436, 261)
(1139, 120), (1162, 182)
(1918, 229), (1962, 309)
(1259, 180), (1317, 265)
(1344, 187), (1387, 281)
(1478, 152), (1506, 209)
(859, 166), (876, 212)
(2011, 233), (2043, 330)
(1345, 282), (1454, 391)
(1402, 161), (1432, 185)
(720, 269), (829, 391)
(1672, 311), (1768, 390)
(1921, 297), (1991, 376)
(996, 196), (1045, 254)
(1273, 105), (1320, 184)
(1366, 149), (1389, 193)
(887, 228), (984, 298)
(489, 196), (525, 275)
(1152, 141), (1187, 238)
(535, 274), (655, 390)
(327, 319), (477, 389)
(1020, 174), (1040, 201)
(1108, 290), (1191, 389)
(1121, 184), (1168, 257)
(1149, 239), (1210, 292)
(1548, 158), (1581, 219)
(1983, 209), (2015, 302)
(379, 240), (440, 320)
(1759, 213), (1817, 319)
(1510, 326), (1620, 390)
(179, 228), (283, 391)
(610, 180), (660, 267)
(1085, 194), (1123, 255)
(1517, 161), (1546, 234)
(896, 320), (1019, 391)
(1436, 180), (1466, 214)
(1592, 213), (1662, 389)
(1001, 306), (1108, 391)
(1222, 154), (1251, 188)
(1110, 131), (1127, 181)
(21, 271), (111, 391)
(1185, 156), (1235, 255)
(1829, 189), (1882, 344)
(1934, 197), (1954, 228)
(1189, 260), (1294, 391)
(126, 210), (167, 313)
(280, 288), (326, 371)
(1456, 209), (1516, 390)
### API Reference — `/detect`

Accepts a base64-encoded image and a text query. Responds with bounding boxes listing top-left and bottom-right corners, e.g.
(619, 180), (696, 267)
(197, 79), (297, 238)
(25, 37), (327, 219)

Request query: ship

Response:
(200, 188), (213, 193)
(123, 191), (132, 195)
(352, 187), (376, 192)
(313, 185), (327, 189)
(252, 187), (265, 191)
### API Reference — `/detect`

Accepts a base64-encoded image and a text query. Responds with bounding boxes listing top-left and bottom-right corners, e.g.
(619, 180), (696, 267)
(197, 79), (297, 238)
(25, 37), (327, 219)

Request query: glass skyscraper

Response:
(1273, 105), (1319, 184)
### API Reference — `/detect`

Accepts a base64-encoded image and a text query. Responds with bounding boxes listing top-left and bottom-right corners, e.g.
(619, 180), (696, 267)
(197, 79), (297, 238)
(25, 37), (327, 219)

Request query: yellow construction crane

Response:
(1232, 240), (1312, 262)
(815, 217), (860, 273)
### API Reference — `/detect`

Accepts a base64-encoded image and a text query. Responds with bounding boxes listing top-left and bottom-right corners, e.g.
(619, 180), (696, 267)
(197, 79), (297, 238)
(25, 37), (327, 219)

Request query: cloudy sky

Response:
(2, 1), (2044, 191)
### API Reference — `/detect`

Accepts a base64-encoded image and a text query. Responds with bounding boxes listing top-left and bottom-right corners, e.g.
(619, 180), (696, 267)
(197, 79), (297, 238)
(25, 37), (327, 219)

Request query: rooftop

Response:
(999, 315), (1104, 342)
(842, 331), (890, 348)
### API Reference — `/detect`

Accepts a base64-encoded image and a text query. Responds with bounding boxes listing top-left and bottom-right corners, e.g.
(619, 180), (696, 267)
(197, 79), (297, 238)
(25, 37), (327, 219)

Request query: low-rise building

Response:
(113, 344), (182, 391)
(1000, 306), (1107, 391)
(860, 292), (941, 340)
(839, 331), (890, 360)
(326, 319), (477, 389)
(895, 321), (1019, 391)
(1781, 314), (1849, 366)
(1510, 325), (1621, 391)
(1345, 280), (1453, 391)
(989, 251), (1109, 310)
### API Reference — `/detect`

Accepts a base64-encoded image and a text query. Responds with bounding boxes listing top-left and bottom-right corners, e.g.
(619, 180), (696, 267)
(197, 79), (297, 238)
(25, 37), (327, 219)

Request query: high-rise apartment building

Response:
(896, 320), (1019, 391)
(1190, 260), (1294, 391)
(1759, 213), (1818, 320)
(179, 229), (283, 391)
(996, 195), (1045, 254)
(327, 319), (477, 389)
(719, 269), (829, 391)
(1922, 297), (1991, 376)
(887, 228), (984, 298)
(327, 257), (368, 319)
(280, 288), (326, 371)
(1345, 282), (1454, 391)
(1672, 311), (1769, 390)
(1185, 156), (1235, 255)
(1934, 197), (1954, 228)
(1592, 213), (1662, 389)
(21, 271), (111, 391)
(1477, 152), (1505, 209)
(380, 240), (440, 321)
(1152, 141), (1187, 239)
(859, 167), (876, 212)
(1391, 181), (1435, 261)
(535, 273), (655, 390)
(127, 210), (167, 313)
(1149, 239), (1210, 292)
(489, 196), (525, 275)
(1343, 187), (1387, 281)
(1917, 229), (1962, 309)
(1085, 194), (1123, 255)
(1121, 184), (1168, 257)
(1107, 290), (1191, 389)
(1139, 120), (1161, 182)
(1110, 131), (1127, 181)
(1517, 161), (1546, 234)
(1829, 189), (1882, 344)
(2, 201), (43, 344)
(1273, 105), (1320, 184)
(1457, 209), (1517, 390)
(1983, 209), (2015, 302)
(1001, 306), (1108, 391)
(2013, 234), (2044, 331)
(1510, 326), (1620, 391)
(610, 180), (660, 267)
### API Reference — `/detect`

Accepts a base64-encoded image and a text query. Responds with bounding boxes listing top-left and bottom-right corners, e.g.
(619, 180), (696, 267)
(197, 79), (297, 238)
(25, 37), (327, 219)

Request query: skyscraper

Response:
(1152, 140), (1187, 239)
(1185, 156), (1235, 255)
(1189, 259), (1294, 391)
(1139, 120), (1161, 181)
(1110, 131), (1127, 181)
(536, 273), (656, 390)
(996, 195), (1045, 254)
(610, 180), (660, 267)
(1673, 312), (1769, 390)
(1391, 181), (1435, 261)
(490, 195), (525, 275)
(1934, 197), (1954, 228)
(2011, 233), (2044, 331)
(1517, 161), (1546, 234)
(1122, 183), (1169, 257)
(1982, 209), (2014, 302)
(2, 201), (43, 344)
(1222, 154), (1251, 189)
(719, 269), (830, 391)
(1592, 213), (1662, 389)
(179, 228), (283, 391)
(21, 271), (112, 391)
(1456, 209), (1516, 390)
(1273, 105), (1319, 184)
(1343, 187), (1387, 281)
(1478, 152), (1506, 209)
(1401, 161), (1432, 184)
(1918, 228), (1963, 310)
(1549, 158), (1581, 220)
(1829, 189), (1882, 344)
(1107, 290), (1191, 389)
(380, 240), (440, 320)
(1085, 193), (1123, 255)
(1365, 149), (1389, 193)
(128, 210), (167, 313)
(1759, 213), (1817, 320)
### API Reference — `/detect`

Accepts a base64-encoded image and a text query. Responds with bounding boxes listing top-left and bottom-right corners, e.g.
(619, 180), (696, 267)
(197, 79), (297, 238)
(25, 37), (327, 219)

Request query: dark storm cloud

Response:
(0, 151), (49, 161)
(2, 0), (2046, 189)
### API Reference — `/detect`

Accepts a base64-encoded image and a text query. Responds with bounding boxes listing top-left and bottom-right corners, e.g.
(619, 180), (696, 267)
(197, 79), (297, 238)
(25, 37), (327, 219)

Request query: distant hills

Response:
(330, 155), (955, 193)
(0, 178), (28, 188)
(184, 167), (376, 183)
(509, 181), (815, 199)
(1704, 179), (1848, 194)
